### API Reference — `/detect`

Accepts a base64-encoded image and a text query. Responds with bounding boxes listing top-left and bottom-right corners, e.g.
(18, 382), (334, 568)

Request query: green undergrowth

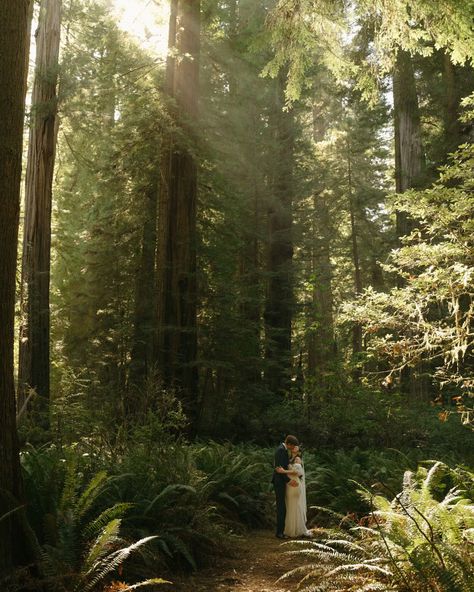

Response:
(283, 461), (474, 591)
(7, 431), (474, 591)
(11, 439), (273, 591)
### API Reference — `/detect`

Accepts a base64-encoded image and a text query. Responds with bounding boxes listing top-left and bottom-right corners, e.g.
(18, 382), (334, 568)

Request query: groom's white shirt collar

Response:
(282, 442), (287, 449)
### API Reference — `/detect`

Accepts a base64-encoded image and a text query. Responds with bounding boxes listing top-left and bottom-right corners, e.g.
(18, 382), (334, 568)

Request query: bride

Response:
(276, 446), (312, 538)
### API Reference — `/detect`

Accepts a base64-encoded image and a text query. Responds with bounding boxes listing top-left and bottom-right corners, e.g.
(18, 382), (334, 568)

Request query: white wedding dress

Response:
(284, 461), (311, 537)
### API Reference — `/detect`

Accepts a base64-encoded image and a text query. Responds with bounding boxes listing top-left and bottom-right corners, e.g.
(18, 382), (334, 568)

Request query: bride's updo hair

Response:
(293, 447), (303, 465)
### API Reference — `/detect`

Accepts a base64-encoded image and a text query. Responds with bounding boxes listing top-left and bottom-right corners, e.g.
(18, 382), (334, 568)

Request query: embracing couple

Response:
(272, 434), (312, 539)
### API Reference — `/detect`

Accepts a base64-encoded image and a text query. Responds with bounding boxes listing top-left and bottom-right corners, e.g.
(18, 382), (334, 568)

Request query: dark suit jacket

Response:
(272, 443), (290, 485)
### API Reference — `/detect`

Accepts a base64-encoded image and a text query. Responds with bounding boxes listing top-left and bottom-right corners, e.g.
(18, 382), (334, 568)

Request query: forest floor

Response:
(166, 530), (307, 592)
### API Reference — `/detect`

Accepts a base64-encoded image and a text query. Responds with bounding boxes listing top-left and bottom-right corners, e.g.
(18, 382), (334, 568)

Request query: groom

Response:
(272, 434), (299, 538)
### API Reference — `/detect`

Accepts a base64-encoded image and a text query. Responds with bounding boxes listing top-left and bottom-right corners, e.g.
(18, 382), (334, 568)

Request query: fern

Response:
(82, 518), (123, 572)
(285, 461), (474, 592)
(75, 470), (109, 518)
(144, 484), (196, 514)
(83, 502), (134, 540)
(156, 532), (197, 570)
(59, 456), (80, 515)
(0, 505), (23, 523)
(79, 535), (157, 592)
(120, 580), (171, 590)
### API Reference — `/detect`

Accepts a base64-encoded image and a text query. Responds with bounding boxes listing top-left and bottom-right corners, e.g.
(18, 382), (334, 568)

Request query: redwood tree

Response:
(347, 138), (363, 360)
(264, 73), (295, 395)
(128, 177), (159, 399)
(0, 0), (36, 571)
(156, 0), (200, 424)
(393, 49), (429, 399)
(306, 91), (335, 389)
(393, 49), (425, 237)
(18, 0), (62, 425)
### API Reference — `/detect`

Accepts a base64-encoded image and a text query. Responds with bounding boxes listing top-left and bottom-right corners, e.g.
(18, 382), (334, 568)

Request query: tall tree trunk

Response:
(393, 49), (425, 238)
(307, 193), (335, 380)
(0, 0), (37, 572)
(232, 2), (261, 393)
(156, 0), (200, 426)
(393, 49), (429, 399)
(238, 117), (262, 390)
(441, 52), (474, 155)
(24, 0), (34, 88)
(18, 0), (62, 428)
(264, 73), (294, 395)
(307, 99), (334, 384)
(128, 178), (159, 403)
(347, 140), (363, 361)
(155, 0), (177, 389)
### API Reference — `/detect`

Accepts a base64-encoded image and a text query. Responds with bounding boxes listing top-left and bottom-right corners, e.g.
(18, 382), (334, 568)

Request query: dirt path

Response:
(169, 530), (305, 592)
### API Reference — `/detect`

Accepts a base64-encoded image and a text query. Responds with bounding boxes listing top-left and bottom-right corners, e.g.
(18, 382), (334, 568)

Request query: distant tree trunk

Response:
(307, 101), (335, 384)
(128, 178), (159, 403)
(0, 0), (37, 572)
(24, 0), (34, 86)
(155, 0), (177, 389)
(239, 116), (262, 388)
(233, 0), (261, 392)
(307, 193), (335, 380)
(393, 49), (425, 238)
(156, 0), (200, 426)
(155, 0), (177, 361)
(347, 141), (363, 361)
(393, 49), (429, 400)
(441, 52), (474, 155)
(18, 0), (62, 428)
(264, 73), (294, 395)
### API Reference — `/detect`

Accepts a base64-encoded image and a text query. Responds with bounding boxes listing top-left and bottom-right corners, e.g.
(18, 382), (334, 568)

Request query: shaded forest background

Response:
(15, 0), (474, 447)
(1, 0), (474, 589)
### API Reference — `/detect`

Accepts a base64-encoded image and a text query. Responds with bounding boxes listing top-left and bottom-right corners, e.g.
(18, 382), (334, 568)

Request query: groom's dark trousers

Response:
(272, 443), (290, 536)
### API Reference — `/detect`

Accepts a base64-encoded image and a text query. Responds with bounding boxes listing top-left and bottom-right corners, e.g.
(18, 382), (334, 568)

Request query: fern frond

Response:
(278, 562), (321, 581)
(82, 518), (122, 573)
(325, 562), (393, 578)
(323, 539), (369, 555)
(144, 484), (196, 514)
(292, 541), (344, 555)
(76, 471), (109, 519)
(121, 579), (172, 590)
(157, 531), (198, 569)
(309, 506), (346, 521)
(80, 535), (157, 592)
(83, 503), (133, 540)
(358, 583), (395, 591)
(216, 492), (240, 508)
(59, 458), (79, 514)
(0, 505), (23, 523)
(422, 461), (448, 497)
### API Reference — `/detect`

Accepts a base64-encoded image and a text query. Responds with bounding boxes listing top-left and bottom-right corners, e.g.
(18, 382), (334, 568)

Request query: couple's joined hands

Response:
(276, 466), (299, 486)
